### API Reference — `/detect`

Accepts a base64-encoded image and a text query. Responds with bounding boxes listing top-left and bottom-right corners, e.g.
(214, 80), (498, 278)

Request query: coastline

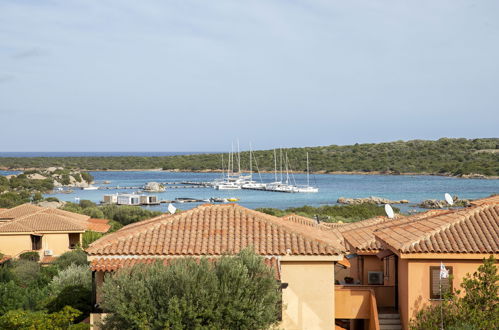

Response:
(1, 167), (497, 180)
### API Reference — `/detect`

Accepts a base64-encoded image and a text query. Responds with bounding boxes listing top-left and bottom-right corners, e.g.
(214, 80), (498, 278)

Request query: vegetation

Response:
(256, 203), (399, 222)
(410, 255), (499, 330)
(0, 168), (93, 208)
(0, 250), (93, 327)
(1, 138), (498, 176)
(62, 200), (161, 227)
(101, 249), (280, 329)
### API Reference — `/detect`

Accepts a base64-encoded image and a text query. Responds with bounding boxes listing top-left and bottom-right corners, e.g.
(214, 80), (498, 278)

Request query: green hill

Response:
(1, 138), (498, 176)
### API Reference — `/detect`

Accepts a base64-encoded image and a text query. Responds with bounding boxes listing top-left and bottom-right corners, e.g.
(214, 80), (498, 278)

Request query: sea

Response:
(1, 152), (498, 213)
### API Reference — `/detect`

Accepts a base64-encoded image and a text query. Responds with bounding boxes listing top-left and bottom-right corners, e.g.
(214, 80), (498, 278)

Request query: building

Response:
(85, 196), (498, 330)
(333, 199), (498, 329)
(0, 204), (111, 261)
(86, 204), (346, 330)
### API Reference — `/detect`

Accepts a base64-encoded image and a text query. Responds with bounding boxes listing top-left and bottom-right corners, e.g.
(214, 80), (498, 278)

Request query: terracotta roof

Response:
(87, 204), (344, 257)
(375, 205), (499, 254)
(0, 203), (109, 233)
(0, 212), (87, 232)
(0, 204), (44, 219)
(90, 256), (281, 279)
(87, 219), (111, 233)
(470, 195), (499, 206)
(342, 210), (450, 253)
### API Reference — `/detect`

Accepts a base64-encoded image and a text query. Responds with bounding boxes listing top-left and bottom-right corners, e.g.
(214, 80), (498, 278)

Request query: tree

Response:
(48, 264), (92, 296)
(411, 256), (499, 330)
(101, 248), (280, 329)
(53, 250), (88, 270)
(46, 285), (92, 323)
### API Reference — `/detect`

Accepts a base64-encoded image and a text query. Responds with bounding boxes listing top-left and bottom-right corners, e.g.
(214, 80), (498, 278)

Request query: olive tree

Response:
(101, 248), (281, 330)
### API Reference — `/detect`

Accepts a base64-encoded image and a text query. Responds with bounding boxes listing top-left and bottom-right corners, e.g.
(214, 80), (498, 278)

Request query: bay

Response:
(39, 171), (499, 213)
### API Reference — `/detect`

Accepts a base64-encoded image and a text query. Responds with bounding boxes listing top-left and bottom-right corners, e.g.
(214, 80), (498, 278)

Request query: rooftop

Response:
(375, 204), (499, 254)
(87, 204), (345, 257)
(0, 204), (110, 234)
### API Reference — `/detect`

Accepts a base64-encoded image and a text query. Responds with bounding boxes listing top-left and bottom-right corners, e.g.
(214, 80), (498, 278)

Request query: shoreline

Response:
(1, 167), (497, 180)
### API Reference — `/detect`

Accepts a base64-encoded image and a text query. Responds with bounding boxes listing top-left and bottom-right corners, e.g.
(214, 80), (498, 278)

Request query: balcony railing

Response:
(335, 286), (380, 330)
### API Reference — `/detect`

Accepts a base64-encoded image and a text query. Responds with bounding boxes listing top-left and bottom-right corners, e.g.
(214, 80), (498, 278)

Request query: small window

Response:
(31, 235), (42, 250)
(68, 233), (80, 249)
(368, 271), (384, 285)
(430, 266), (453, 299)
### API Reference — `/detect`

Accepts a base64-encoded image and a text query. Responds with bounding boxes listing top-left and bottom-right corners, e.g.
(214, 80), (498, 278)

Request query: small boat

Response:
(227, 197), (240, 202)
(214, 182), (241, 190)
(82, 186), (99, 190)
(209, 197), (228, 203)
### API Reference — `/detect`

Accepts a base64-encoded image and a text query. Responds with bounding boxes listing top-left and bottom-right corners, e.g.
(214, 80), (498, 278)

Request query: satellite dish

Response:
(167, 203), (177, 214)
(385, 204), (395, 219)
(444, 193), (454, 206)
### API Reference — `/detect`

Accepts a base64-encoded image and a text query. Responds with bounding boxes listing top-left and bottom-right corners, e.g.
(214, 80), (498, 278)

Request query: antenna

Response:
(444, 193), (454, 206)
(167, 203), (177, 214)
(385, 204), (395, 219)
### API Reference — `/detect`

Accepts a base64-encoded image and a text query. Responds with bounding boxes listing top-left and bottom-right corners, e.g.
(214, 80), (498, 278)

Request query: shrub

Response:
(0, 306), (83, 329)
(12, 260), (40, 286)
(101, 248), (280, 329)
(19, 251), (40, 262)
(45, 197), (60, 202)
(82, 231), (104, 248)
(53, 250), (88, 270)
(47, 284), (92, 323)
(48, 264), (92, 296)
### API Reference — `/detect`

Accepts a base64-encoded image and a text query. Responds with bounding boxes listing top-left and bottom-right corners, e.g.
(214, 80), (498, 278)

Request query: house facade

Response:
(0, 204), (110, 260)
(86, 204), (345, 330)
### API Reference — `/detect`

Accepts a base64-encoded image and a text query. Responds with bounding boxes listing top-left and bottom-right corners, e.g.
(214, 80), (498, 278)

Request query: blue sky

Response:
(0, 0), (498, 152)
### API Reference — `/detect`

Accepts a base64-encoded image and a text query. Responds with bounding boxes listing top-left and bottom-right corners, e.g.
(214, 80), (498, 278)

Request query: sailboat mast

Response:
(237, 139), (241, 174)
(249, 143), (253, 180)
(285, 152), (289, 184)
(280, 149), (283, 183)
(307, 152), (310, 186)
(274, 149), (277, 182)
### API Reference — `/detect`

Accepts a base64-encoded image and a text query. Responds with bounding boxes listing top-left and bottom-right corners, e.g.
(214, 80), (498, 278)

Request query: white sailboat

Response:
(294, 152), (319, 193)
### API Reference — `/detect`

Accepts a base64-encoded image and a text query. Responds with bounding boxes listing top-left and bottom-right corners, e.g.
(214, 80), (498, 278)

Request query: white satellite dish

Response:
(385, 204), (395, 219)
(167, 203), (177, 214)
(444, 193), (454, 206)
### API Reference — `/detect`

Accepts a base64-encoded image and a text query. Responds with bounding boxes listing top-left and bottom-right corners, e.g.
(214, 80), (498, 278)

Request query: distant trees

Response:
(101, 249), (280, 330)
(411, 255), (499, 330)
(256, 203), (398, 222)
(0, 138), (497, 176)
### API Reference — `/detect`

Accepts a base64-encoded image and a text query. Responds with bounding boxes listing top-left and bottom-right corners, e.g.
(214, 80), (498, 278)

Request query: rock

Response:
(37, 201), (66, 209)
(418, 196), (471, 209)
(337, 196), (409, 205)
(143, 182), (165, 192)
(27, 173), (47, 180)
(459, 173), (487, 179)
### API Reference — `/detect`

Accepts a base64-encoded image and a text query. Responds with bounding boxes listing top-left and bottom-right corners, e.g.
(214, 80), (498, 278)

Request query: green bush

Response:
(82, 231), (104, 248)
(53, 250), (88, 270)
(12, 260), (40, 286)
(19, 251), (40, 262)
(0, 306), (83, 329)
(45, 197), (60, 202)
(48, 264), (91, 296)
(46, 285), (92, 323)
(101, 248), (280, 329)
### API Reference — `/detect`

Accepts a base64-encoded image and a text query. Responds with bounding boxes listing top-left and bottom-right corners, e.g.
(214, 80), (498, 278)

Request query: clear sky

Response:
(1, 1), (498, 152)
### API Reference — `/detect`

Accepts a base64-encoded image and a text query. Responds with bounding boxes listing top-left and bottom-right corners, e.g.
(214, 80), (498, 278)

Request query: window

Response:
(31, 235), (42, 250)
(430, 266), (453, 299)
(68, 233), (80, 249)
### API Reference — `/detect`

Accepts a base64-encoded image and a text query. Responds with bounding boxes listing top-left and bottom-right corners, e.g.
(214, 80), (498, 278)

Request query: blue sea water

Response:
(32, 171), (498, 213)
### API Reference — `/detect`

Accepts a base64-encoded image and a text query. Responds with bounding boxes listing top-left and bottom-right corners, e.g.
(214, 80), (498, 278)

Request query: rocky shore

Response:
(337, 196), (409, 205)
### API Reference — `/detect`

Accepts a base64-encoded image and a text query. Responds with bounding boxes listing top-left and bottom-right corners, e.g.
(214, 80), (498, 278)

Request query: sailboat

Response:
(214, 144), (242, 190)
(265, 149), (297, 193)
(294, 152), (319, 193)
(241, 144), (266, 189)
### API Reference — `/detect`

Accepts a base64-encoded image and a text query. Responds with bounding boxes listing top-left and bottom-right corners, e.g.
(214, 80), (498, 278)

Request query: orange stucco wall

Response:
(0, 232), (81, 258)
(398, 257), (494, 329)
(0, 234), (32, 256)
(280, 260), (336, 330)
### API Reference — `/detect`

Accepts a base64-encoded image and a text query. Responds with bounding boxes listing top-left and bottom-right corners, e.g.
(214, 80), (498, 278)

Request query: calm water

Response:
(30, 171), (499, 213)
